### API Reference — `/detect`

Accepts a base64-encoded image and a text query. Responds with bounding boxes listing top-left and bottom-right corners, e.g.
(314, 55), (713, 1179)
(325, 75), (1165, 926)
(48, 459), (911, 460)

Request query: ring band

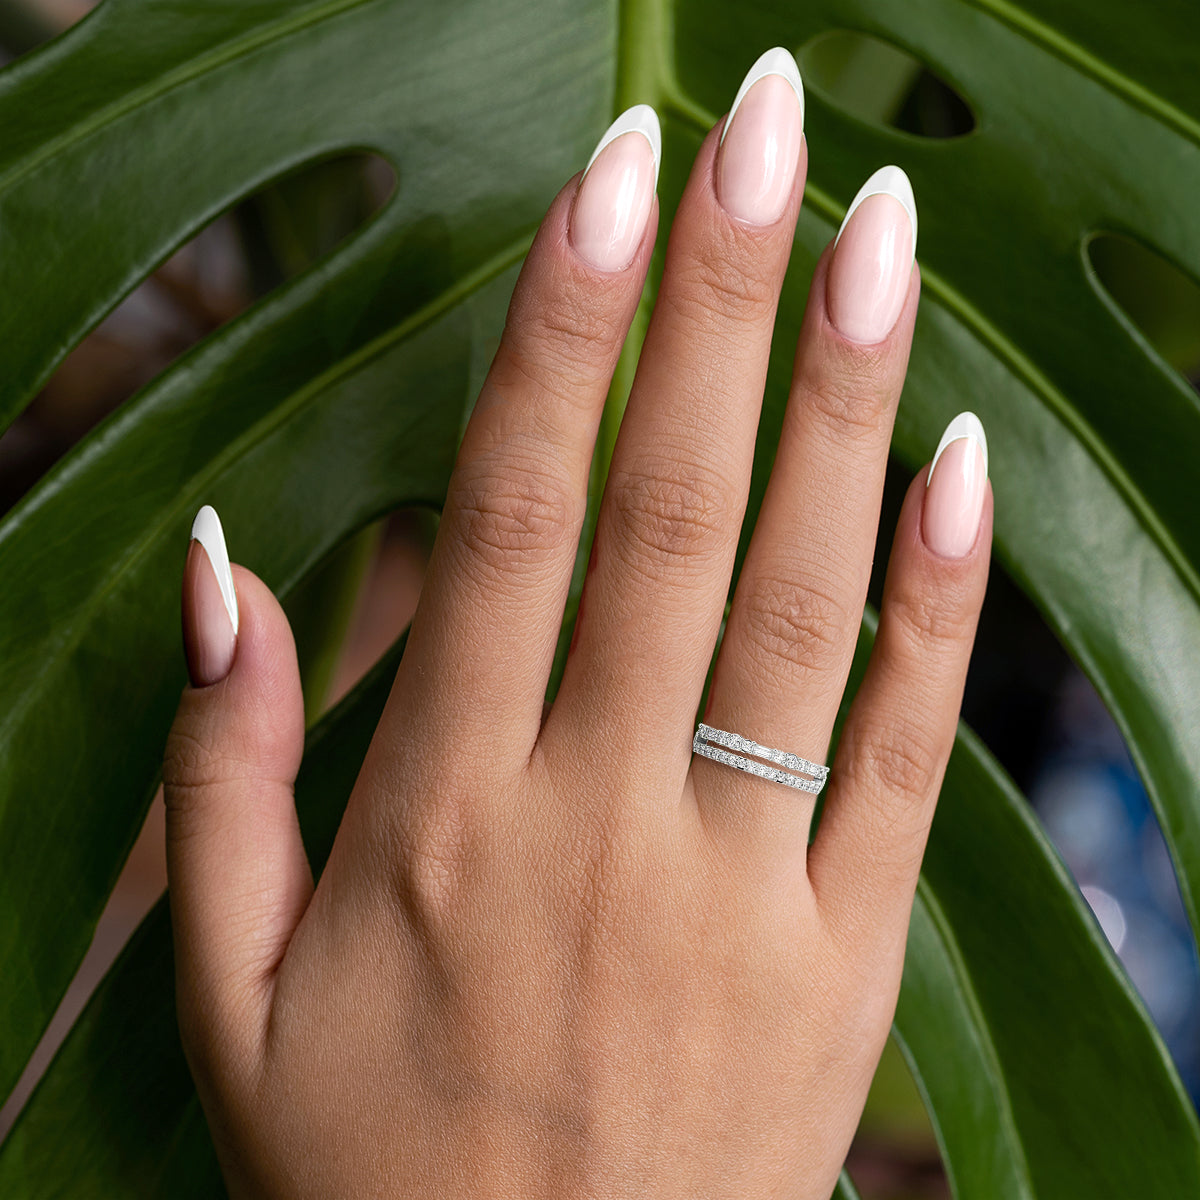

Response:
(692, 722), (829, 795)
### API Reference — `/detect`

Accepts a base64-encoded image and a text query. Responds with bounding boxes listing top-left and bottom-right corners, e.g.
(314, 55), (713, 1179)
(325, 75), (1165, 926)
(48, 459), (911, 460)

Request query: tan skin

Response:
(163, 105), (991, 1196)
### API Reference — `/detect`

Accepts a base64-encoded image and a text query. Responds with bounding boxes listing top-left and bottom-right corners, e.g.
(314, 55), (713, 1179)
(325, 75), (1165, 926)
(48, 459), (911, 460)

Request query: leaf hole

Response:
(286, 506), (437, 722)
(1029, 670), (1200, 1098)
(797, 30), (976, 139)
(0, 150), (396, 516)
(1086, 232), (1200, 391)
(0, 0), (99, 62)
(848, 1033), (947, 1195)
(235, 152), (397, 295)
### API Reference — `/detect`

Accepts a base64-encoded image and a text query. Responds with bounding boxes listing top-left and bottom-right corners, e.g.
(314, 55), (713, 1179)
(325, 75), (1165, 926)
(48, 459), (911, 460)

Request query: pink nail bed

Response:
(827, 191), (914, 344)
(569, 115), (658, 272)
(923, 413), (988, 559)
(184, 505), (239, 687)
(184, 539), (237, 686)
(716, 70), (804, 226)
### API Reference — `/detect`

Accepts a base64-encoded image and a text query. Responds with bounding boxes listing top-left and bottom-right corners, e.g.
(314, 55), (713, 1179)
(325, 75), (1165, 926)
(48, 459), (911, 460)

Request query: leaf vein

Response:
(0, 0), (382, 194)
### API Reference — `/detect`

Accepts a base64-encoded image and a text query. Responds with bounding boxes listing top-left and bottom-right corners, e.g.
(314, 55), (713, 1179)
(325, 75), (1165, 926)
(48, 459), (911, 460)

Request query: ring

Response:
(692, 722), (829, 795)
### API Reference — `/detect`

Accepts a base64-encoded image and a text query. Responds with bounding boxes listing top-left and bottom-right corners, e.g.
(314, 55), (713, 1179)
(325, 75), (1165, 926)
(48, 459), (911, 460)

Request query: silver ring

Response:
(692, 722), (829, 795)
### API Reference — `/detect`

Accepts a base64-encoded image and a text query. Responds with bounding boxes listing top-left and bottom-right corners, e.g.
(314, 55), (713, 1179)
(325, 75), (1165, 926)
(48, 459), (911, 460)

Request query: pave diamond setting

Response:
(692, 722), (829, 795)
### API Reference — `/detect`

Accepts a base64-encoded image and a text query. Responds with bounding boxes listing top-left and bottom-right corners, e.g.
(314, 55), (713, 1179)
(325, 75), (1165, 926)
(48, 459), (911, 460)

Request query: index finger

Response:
(374, 106), (661, 773)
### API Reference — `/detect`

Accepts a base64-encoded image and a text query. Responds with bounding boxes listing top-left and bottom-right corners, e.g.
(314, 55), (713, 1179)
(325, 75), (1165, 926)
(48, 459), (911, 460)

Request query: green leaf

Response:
(833, 1169), (862, 1200)
(285, 518), (386, 723)
(0, 0), (581, 1102)
(2, 0), (1198, 1191)
(901, 731), (1200, 1197)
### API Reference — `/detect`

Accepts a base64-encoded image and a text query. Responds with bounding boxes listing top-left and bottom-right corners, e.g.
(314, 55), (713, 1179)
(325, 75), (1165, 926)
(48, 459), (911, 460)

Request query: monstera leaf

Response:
(1, 0), (1197, 1193)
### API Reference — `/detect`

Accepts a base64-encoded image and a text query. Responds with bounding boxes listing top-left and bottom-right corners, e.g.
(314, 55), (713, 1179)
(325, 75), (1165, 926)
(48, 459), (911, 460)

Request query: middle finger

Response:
(695, 168), (920, 866)
(548, 47), (806, 789)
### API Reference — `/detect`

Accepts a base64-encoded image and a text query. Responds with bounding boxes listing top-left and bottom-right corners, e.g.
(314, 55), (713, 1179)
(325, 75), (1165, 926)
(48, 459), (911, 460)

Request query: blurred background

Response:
(2, 3), (1198, 1196)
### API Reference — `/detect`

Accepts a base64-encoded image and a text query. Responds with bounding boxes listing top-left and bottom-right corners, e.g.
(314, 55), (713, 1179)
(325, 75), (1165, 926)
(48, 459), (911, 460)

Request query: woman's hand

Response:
(163, 47), (991, 1199)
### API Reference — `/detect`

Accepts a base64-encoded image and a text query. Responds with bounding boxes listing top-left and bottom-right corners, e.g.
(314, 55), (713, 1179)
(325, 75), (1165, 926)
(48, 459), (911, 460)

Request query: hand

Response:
(163, 47), (991, 1199)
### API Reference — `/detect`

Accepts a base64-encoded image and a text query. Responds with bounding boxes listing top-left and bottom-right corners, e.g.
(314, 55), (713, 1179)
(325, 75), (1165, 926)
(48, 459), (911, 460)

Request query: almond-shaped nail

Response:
(828, 165), (917, 344)
(569, 104), (660, 272)
(716, 46), (805, 226)
(184, 504), (239, 686)
(923, 412), (988, 558)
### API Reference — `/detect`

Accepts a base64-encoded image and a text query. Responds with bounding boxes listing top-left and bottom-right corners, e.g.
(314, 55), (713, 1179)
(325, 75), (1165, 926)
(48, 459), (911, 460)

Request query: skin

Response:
(163, 107), (992, 1198)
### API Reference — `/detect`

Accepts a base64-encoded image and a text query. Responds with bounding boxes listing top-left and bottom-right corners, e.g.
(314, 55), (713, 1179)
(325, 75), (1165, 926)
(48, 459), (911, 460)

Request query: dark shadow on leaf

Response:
(1086, 232), (1200, 391)
(0, 150), (397, 515)
(798, 30), (976, 139)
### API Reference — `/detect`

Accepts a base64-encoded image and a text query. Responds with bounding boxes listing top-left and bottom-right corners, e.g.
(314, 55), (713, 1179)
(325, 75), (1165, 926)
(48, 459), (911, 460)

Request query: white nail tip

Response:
(834, 164), (918, 251)
(191, 504), (239, 635)
(582, 103), (662, 192)
(927, 411), (988, 487)
(720, 46), (805, 146)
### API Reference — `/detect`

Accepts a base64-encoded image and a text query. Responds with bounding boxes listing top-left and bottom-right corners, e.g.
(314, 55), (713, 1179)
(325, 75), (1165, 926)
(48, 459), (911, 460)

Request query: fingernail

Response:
(716, 46), (804, 226)
(923, 412), (988, 558)
(828, 165), (917, 344)
(570, 104), (660, 271)
(184, 504), (239, 686)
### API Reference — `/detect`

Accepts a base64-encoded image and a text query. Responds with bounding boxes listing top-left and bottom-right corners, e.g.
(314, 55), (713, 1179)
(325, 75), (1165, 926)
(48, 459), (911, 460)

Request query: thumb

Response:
(163, 504), (312, 1070)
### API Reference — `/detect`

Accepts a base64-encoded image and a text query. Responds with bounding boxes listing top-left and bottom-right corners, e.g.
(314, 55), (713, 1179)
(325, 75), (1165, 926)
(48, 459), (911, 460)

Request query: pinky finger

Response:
(807, 412), (992, 947)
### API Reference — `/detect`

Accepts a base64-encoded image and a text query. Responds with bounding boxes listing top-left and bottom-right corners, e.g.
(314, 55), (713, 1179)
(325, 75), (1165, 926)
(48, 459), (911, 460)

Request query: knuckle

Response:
(666, 236), (778, 329)
(162, 725), (256, 819)
(162, 725), (215, 794)
(499, 286), (624, 397)
(863, 717), (942, 803)
(825, 729), (937, 895)
(607, 455), (733, 578)
(527, 284), (626, 363)
(389, 788), (481, 937)
(405, 817), (468, 930)
(449, 455), (581, 579)
(888, 586), (975, 660)
(738, 575), (848, 679)
(802, 363), (892, 435)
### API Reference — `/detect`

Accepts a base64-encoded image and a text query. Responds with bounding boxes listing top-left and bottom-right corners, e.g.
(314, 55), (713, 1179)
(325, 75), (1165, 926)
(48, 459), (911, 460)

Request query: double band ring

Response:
(692, 722), (829, 795)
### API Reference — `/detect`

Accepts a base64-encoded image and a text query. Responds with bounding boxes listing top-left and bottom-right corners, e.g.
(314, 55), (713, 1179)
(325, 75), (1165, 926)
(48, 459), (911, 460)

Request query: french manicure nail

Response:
(184, 504), (239, 686)
(716, 46), (805, 226)
(828, 165), (917, 344)
(570, 104), (660, 271)
(923, 412), (988, 558)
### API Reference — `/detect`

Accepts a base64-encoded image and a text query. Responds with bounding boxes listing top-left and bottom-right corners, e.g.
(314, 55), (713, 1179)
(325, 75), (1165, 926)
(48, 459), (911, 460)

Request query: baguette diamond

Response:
(692, 722), (829, 794)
